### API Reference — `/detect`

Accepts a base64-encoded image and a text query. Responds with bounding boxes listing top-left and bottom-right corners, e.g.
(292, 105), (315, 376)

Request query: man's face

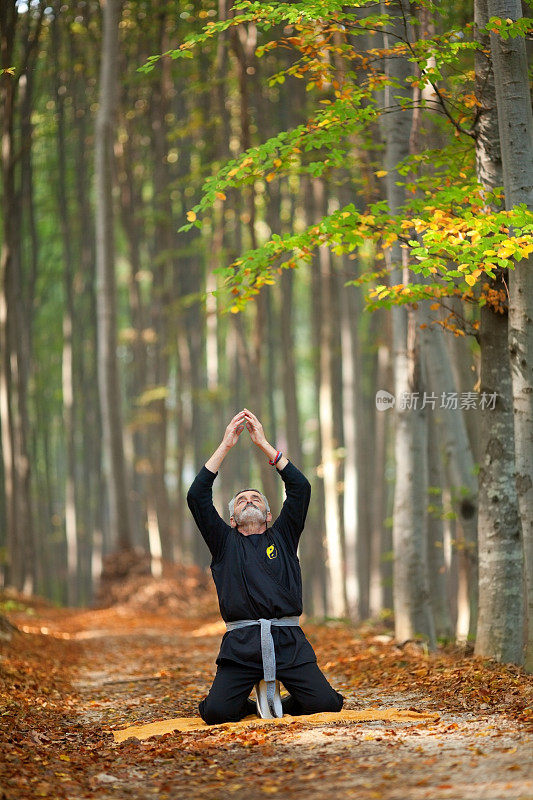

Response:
(231, 490), (271, 527)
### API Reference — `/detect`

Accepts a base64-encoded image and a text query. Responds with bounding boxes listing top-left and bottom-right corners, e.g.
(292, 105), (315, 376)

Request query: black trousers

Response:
(199, 659), (344, 725)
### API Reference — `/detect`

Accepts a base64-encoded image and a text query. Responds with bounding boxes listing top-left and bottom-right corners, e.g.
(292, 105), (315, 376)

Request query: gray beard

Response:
(235, 504), (266, 526)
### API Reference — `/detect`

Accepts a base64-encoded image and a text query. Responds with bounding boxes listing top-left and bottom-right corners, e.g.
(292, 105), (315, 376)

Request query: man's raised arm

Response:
(187, 411), (247, 561)
(242, 408), (289, 471)
(243, 408), (310, 549)
(204, 410), (247, 473)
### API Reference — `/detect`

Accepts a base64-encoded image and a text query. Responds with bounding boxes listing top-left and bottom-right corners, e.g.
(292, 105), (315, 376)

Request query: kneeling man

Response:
(187, 408), (344, 725)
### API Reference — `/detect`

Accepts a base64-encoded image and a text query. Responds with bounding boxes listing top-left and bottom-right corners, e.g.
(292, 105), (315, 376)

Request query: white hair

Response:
(228, 488), (270, 519)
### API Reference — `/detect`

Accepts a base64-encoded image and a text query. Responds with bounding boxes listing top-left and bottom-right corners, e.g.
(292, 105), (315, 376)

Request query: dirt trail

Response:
(2, 604), (533, 799)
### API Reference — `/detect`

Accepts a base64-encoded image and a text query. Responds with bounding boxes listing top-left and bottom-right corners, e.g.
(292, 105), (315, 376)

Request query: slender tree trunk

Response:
(474, 0), (525, 664)
(229, 20), (277, 503)
(339, 263), (360, 620)
(52, 6), (79, 604)
(487, 0), (533, 668)
(382, 0), (435, 645)
(94, 0), (131, 551)
(19, 30), (44, 595)
(149, 11), (175, 562)
(304, 177), (328, 618)
(313, 177), (346, 618)
(0, 3), (27, 590)
(116, 129), (148, 550)
(368, 331), (392, 617)
(427, 410), (453, 640)
(70, 17), (103, 601)
(444, 299), (481, 460)
(280, 269), (303, 467)
(0, 5), (16, 587)
(417, 314), (479, 640)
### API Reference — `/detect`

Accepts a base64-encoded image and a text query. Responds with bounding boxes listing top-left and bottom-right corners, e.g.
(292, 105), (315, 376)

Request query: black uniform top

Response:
(186, 461), (317, 669)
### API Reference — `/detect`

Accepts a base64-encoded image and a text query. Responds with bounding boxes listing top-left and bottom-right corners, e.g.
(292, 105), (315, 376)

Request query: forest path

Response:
(2, 603), (533, 799)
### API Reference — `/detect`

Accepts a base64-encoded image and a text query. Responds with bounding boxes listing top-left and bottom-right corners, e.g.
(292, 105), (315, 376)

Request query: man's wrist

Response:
(259, 441), (278, 461)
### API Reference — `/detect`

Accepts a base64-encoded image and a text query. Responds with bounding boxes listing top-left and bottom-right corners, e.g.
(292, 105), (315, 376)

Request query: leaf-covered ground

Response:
(1, 591), (532, 800)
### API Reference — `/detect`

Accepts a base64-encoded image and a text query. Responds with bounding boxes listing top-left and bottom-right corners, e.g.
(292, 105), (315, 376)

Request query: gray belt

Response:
(225, 616), (300, 715)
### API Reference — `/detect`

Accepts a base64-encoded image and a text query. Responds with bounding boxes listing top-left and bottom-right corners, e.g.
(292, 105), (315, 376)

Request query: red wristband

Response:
(269, 450), (282, 466)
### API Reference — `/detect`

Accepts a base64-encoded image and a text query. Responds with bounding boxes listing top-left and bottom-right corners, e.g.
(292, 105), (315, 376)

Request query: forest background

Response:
(1, 0), (533, 671)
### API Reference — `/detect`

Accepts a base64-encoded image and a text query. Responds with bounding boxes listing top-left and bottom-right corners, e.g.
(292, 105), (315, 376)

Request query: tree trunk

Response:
(0, 2), (32, 592)
(70, 16), (103, 601)
(305, 177), (328, 618)
(52, 5), (79, 605)
(417, 314), (479, 640)
(339, 262), (360, 620)
(94, 0), (131, 551)
(313, 177), (346, 618)
(474, 0), (525, 664)
(427, 409), (453, 640)
(229, 20), (277, 504)
(382, 0), (435, 645)
(487, 0), (533, 668)
(368, 327), (393, 617)
(148, 11), (175, 563)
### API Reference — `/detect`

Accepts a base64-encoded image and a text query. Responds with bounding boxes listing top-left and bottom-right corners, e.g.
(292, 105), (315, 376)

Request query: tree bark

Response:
(69, 10), (103, 601)
(313, 177), (346, 618)
(382, 0), (435, 645)
(426, 409), (453, 640)
(94, 0), (131, 551)
(474, 0), (525, 664)
(417, 315), (479, 640)
(0, 1), (41, 592)
(339, 262), (361, 620)
(52, 5), (79, 605)
(487, 0), (533, 669)
(368, 326), (393, 617)
(148, 9), (175, 563)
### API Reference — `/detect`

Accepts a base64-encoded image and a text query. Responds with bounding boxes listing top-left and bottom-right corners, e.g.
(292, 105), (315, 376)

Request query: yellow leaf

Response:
(230, 306), (240, 314)
(375, 170), (388, 177)
(266, 173), (276, 182)
(215, 192), (226, 201)
(465, 274), (477, 286)
(430, 303), (440, 310)
(186, 211), (196, 222)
